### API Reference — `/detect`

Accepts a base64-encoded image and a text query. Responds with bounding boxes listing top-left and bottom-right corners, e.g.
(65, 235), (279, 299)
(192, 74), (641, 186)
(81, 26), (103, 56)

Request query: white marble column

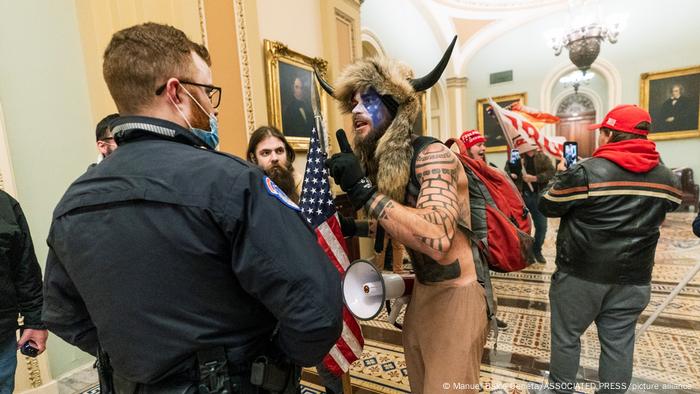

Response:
(446, 77), (469, 139)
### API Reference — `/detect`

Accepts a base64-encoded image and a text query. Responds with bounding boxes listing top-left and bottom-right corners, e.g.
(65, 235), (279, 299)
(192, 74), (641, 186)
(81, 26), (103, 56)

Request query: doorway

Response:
(556, 93), (597, 158)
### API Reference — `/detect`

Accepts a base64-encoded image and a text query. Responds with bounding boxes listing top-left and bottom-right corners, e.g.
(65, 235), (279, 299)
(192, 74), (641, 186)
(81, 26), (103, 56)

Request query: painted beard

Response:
(266, 163), (299, 204)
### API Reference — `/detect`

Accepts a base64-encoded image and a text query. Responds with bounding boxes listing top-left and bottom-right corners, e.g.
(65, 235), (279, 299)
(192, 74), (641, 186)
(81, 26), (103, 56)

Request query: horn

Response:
(314, 67), (335, 97)
(410, 35), (457, 92)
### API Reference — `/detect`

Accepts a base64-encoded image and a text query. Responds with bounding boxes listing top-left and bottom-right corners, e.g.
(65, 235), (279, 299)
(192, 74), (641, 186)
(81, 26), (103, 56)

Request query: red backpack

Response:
(444, 138), (535, 272)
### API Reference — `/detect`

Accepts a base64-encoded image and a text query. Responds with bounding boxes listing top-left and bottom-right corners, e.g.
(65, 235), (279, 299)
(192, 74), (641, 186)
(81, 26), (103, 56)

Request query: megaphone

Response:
(343, 259), (415, 327)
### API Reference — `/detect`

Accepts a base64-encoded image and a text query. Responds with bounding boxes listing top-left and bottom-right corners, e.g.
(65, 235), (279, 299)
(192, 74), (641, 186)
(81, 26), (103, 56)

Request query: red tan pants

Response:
(403, 280), (488, 393)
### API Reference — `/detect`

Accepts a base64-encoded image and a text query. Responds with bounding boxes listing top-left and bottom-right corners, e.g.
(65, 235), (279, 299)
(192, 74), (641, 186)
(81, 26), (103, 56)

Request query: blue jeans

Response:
(0, 331), (17, 394)
(524, 191), (547, 256)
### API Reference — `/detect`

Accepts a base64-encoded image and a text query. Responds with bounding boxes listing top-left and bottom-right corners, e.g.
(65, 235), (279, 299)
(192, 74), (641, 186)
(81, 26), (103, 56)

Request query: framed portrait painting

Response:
(640, 65), (700, 140)
(264, 40), (328, 151)
(476, 93), (527, 152)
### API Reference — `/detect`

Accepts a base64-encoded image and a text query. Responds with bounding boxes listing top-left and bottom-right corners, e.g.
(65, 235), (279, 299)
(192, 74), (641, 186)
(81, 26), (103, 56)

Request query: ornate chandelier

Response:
(559, 70), (595, 93)
(548, 1), (625, 73)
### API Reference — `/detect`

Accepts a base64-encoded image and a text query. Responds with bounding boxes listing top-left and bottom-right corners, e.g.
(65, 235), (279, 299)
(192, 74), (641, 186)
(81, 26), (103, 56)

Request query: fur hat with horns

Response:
(316, 36), (457, 202)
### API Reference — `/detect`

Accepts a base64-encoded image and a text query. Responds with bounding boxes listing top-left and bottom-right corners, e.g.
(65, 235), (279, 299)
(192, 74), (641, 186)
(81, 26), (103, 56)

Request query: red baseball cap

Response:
(459, 129), (486, 149)
(588, 104), (652, 135)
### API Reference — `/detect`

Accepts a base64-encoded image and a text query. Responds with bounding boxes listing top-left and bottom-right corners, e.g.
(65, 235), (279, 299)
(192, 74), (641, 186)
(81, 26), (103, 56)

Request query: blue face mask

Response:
(191, 116), (219, 150)
(171, 85), (219, 149)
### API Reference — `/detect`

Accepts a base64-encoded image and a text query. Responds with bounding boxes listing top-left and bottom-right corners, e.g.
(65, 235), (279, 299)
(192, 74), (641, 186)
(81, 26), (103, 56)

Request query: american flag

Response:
(300, 127), (364, 376)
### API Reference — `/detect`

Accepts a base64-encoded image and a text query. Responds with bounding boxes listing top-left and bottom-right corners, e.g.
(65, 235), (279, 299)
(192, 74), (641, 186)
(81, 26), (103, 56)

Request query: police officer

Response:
(42, 23), (342, 393)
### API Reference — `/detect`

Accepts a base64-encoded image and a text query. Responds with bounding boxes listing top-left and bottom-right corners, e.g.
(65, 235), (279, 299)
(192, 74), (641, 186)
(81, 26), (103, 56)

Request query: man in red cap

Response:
(538, 105), (681, 393)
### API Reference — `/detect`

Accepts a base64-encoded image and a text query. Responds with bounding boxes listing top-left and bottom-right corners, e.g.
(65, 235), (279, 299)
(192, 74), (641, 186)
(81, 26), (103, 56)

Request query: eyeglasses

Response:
(155, 80), (222, 109)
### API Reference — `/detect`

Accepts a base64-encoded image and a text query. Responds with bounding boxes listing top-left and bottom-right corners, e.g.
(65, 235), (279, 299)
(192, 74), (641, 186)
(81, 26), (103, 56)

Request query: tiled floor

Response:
(75, 212), (700, 394)
(315, 212), (700, 393)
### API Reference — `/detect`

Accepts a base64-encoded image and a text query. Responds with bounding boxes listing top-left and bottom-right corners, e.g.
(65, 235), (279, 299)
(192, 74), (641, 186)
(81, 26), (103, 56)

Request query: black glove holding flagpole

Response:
(325, 129), (376, 208)
(325, 129), (385, 253)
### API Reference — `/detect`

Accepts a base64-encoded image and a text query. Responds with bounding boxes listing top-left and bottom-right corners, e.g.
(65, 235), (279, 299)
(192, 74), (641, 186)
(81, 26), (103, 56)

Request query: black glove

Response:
(325, 129), (377, 208)
(338, 215), (357, 237)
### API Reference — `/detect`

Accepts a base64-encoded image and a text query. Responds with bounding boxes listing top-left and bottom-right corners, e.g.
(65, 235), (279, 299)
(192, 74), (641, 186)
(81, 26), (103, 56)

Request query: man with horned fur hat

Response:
(318, 37), (488, 393)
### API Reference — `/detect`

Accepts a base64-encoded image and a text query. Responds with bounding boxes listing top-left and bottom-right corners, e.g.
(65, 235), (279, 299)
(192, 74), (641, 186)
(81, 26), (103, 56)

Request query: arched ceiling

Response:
(361, 0), (569, 76)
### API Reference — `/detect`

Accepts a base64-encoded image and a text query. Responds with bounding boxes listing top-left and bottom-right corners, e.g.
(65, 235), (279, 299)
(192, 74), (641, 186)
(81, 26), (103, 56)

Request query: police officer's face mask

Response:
(169, 86), (219, 150)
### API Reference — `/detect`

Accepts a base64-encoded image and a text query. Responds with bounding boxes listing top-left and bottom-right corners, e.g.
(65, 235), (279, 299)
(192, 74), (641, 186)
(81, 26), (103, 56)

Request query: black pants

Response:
(524, 190), (547, 257)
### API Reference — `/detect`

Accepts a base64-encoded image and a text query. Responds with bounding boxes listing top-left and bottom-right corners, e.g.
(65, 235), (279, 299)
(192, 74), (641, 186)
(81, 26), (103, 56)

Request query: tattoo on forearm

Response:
(368, 195), (393, 219)
(411, 144), (461, 253)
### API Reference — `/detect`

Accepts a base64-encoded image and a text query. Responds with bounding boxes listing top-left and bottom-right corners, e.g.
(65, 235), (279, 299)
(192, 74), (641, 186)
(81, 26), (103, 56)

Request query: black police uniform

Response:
(42, 116), (343, 388)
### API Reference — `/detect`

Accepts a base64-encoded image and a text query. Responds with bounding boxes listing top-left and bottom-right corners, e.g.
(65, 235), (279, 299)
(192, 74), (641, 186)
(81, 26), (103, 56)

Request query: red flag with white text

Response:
(489, 99), (564, 159)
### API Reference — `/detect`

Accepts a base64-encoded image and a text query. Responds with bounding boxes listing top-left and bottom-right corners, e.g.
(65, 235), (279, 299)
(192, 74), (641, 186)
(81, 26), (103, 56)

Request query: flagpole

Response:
(315, 113), (326, 154)
(310, 85), (356, 394)
(311, 82), (327, 154)
(489, 99), (534, 192)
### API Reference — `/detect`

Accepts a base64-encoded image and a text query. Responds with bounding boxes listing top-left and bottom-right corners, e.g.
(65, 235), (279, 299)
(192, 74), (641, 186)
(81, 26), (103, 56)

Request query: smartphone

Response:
(509, 148), (520, 164)
(20, 341), (39, 357)
(18, 328), (39, 357)
(563, 141), (578, 168)
(508, 148), (521, 175)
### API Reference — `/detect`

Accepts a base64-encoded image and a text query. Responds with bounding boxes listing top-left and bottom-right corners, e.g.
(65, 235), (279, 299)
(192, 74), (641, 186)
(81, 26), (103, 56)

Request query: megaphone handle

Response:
(374, 226), (385, 253)
(387, 296), (410, 326)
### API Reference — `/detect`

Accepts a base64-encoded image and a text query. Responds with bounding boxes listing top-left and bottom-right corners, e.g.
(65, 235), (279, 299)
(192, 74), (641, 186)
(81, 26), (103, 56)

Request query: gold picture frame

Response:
(476, 92), (527, 152)
(264, 39), (329, 151)
(640, 65), (700, 141)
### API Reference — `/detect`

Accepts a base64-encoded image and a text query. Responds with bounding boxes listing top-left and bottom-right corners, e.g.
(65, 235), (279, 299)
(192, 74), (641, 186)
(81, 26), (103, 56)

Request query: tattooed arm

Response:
(365, 143), (462, 262)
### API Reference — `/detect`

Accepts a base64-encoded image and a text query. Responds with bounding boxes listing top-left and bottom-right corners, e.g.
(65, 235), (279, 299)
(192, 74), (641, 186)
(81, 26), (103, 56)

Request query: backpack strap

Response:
(407, 136), (442, 199)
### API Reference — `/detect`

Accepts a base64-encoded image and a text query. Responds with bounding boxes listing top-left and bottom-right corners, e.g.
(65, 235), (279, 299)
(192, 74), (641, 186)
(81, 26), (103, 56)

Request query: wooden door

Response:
(557, 111), (597, 158)
(556, 93), (598, 158)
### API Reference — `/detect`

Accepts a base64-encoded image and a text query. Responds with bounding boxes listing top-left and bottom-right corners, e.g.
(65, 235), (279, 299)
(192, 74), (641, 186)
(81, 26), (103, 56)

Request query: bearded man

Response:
(318, 37), (488, 393)
(247, 126), (301, 203)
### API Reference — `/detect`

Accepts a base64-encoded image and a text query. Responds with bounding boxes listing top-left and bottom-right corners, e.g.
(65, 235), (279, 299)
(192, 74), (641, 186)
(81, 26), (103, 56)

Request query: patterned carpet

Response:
(309, 212), (700, 394)
(79, 212), (699, 394)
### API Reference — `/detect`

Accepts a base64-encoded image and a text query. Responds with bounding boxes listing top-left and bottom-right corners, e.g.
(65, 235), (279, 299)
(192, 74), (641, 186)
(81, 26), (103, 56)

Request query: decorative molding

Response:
(232, 0), (256, 135)
(556, 93), (595, 115)
(197, 0), (208, 47)
(361, 27), (386, 57)
(446, 77), (468, 88)
(540, 57), (621, 120)
(553, 89), (601, 116)
(436, 0), (563, 11)
(335, 9), (356, 61)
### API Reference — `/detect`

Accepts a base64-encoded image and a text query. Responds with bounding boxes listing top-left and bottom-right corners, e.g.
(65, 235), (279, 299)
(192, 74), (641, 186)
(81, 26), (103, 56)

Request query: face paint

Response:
(351, 87), (392, 141)
(360, 88), (387, 129)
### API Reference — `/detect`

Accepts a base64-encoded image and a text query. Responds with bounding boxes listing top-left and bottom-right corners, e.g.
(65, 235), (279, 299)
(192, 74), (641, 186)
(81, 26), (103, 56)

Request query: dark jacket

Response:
(694, 211), (700, 238)
(0, 191), (44, 334)
(507, 151), (554, 194)
(539, 155), (681, 285)
(42, 116), (343, 383)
